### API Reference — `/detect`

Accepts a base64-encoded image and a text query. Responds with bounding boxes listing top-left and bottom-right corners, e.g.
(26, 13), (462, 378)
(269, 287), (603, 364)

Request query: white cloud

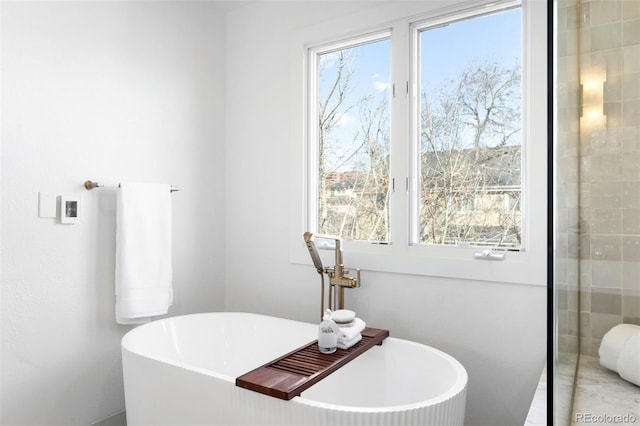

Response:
(337, 113), (356, 128)
(373, 81), (390, 91)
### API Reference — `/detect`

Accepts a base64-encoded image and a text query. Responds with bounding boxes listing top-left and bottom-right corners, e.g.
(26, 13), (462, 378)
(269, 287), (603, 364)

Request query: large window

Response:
(414, 7), (523, 249)
(297, 0), (547, 285)
(310, 3), (523, 250)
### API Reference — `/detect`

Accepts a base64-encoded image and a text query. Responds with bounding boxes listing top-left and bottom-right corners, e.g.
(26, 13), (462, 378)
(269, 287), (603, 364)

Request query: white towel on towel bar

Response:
(115, 182), (173, 324)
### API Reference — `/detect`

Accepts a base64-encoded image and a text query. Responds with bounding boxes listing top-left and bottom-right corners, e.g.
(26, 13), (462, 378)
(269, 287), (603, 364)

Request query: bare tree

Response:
(318, 52), (521, 248)
(420, 60), (522, 247)
(318, 49), (390, 241)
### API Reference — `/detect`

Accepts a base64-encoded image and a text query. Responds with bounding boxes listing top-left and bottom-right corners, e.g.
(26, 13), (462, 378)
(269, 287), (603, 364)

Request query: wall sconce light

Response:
(580, 69), (607, 130)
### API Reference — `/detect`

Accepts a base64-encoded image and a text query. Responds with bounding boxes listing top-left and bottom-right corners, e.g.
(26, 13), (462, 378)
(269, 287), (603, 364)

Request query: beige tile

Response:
(591, 208), (622, 233)
(567, 258), (581, 286)
(569, 287), (580, 310)
(591, 287), (622, 314)
(590, 312), (624, 339)
(604, 73), (623, 102)
(623, 19), (640, 46)
(591, 23), (623, 51)
(624, 0), (640, 19)
(605, 101), (623, 128)
(569, 207), (581, 232)
(590, 153), (622, 182)
(621, 151), (640, 181)
(591, 235), (622, 261)
(558, 233), (569, 258)
(622, 72), (640, 100)
(622, 126), (639, 153)
(581, 157), (592, 183)
(622, 181), (640, 208)
(622, 99), (640, 127)
(581, 286), (592, 311)
(622, 294), (639, 319)
(592, 259), (623, 287)
(622, 128), (640, 181)
(590, 127), (622, 155)
(623, 45), (640, 74)
(622, 261), (640, 290)
(622, 207), (640, 233)
(592, 182), (623, 207)
(581, 259), (594, 287)
(569, 233), (581, 259)
(592, 49), (624, 76)
(622, 235), (640, 261)
(569, 310), (580, 335)
(589, 0), (623, 26)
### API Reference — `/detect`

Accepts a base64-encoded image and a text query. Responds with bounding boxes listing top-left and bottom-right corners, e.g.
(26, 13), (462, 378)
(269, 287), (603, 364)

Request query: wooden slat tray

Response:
(235, 327), (389, 400)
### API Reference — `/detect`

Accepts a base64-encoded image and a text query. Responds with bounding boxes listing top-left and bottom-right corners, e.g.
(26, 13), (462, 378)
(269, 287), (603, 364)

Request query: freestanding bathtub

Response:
(121, 312), (467, 425)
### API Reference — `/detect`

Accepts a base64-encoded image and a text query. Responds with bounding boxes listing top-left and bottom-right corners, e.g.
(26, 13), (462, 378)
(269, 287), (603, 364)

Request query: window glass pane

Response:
(317, 38), (391, 241)
(418, 8), (522, 249)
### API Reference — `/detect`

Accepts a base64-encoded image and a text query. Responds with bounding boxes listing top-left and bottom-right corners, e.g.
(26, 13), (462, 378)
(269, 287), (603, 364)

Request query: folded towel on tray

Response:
(338, 318), (366, 341)
(338, 333), (362, 350)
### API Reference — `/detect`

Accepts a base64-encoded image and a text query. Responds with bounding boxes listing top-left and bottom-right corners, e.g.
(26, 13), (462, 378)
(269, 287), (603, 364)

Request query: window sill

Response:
(290, 237), (546, 286)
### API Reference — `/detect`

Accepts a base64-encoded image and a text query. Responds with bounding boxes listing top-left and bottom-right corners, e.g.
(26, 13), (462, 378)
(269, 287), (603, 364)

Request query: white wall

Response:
(0, 2), (226, 424)
(225, 2), (547, 426)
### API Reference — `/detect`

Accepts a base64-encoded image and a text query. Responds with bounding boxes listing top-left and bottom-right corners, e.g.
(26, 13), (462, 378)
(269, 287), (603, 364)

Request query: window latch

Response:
(474, 249), (505, 261)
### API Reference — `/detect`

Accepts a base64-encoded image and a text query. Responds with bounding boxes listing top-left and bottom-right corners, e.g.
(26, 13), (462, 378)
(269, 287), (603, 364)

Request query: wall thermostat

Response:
(60, 195), (80, 224)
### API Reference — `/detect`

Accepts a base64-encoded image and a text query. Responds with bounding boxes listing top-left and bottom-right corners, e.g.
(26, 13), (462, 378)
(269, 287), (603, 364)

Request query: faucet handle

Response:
(342, 268), (361, 288)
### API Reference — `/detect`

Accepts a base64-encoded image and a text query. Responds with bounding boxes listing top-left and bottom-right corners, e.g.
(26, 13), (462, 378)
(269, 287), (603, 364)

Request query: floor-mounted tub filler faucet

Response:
(303, 232), (361, 320)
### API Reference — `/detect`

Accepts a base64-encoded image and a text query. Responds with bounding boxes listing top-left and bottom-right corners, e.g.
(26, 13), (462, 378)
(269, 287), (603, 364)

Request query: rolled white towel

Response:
(617, 333), (640, 386)
(599, 324), (640, 372)
(337, 333), (362, 350)
(338, 318), (366, 341)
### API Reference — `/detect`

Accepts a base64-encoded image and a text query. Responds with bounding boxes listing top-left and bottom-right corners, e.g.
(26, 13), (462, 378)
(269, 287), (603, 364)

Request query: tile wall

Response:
(578, 0), (640, 356)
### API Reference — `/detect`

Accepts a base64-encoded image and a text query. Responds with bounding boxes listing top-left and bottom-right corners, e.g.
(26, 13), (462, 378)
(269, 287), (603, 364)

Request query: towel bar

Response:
(84, 180), (180, 192)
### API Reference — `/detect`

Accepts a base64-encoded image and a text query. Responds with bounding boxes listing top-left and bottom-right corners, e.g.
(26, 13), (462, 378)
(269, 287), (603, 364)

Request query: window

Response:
(413, 7), (522, 250)
(313, 34), (391, 242)
(295, 0), (547, 285)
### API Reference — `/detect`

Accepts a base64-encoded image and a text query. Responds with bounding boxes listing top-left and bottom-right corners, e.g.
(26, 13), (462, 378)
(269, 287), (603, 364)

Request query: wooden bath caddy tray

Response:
(236, 327), (389, 400)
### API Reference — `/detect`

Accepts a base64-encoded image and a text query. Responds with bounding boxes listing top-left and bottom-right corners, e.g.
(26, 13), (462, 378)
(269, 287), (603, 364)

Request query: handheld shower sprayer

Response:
(303, 232), (324, 274)
(303, 232), (327, 320)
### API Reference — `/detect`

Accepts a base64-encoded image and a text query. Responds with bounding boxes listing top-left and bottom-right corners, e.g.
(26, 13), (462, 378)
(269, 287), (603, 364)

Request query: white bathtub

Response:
(121, 312), (467, 425)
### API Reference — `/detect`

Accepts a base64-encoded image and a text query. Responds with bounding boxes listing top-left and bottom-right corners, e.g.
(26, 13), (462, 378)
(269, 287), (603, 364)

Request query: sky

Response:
(318, 6), (522, 171)
(421, 7), (521, 91)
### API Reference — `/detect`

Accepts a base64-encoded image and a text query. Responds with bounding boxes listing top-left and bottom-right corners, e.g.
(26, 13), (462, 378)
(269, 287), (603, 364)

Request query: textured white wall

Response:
(225, 2), (547, 426)
(0, 2), (226, 424)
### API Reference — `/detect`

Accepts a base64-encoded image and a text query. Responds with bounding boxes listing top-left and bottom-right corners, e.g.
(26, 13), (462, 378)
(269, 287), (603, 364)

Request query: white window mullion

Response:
(388, 19), (410, 249)
(408, 19), (422, 246)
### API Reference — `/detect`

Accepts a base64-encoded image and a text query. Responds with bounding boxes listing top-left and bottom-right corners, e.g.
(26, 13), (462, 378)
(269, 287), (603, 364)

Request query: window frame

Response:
(306, 29), (393, 240)
(409, 2), (525, 250)
(290, 0), (547, 286)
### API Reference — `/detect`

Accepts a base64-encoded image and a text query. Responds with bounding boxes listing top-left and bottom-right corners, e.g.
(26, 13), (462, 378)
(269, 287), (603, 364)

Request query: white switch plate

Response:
(38, 192), (57, 218)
